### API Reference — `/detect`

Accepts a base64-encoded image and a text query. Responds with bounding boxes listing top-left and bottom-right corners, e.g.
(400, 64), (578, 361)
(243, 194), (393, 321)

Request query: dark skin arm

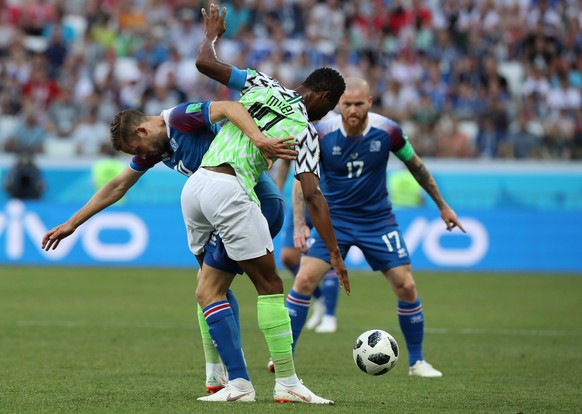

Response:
(293, 173), (350, 296)
(197, 5), (297, 162)
(196, 5), (232, 86)
(403, 153), (466, 233)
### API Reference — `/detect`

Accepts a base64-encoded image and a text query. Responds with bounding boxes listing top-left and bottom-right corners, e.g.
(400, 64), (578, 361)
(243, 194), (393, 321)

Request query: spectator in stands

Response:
(45, 87), (80, 139)
(434, 114), (474, 159)
(169, 8), (204, 59)
(71, 108), (110, 156)
(476, 116), (507, 159)
(506, 109), (543, 159)
(44, 25), (69, 77)
(451, 81), (482, 121)
(541, 108), (576, 160)
(572, 108), (582, 160)
(4, 110), (46, 154)
(141, 84), (180, 116)
(546, 71), (582, 115)
(19, 0), (56, 36)
(0, 0), (581, 162)
(134, 32), (168, 71)
(21, 56), (60, 110)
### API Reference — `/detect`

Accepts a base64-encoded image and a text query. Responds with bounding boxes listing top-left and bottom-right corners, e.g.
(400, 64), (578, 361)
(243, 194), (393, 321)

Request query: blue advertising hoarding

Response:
(1, 199), (580, 272)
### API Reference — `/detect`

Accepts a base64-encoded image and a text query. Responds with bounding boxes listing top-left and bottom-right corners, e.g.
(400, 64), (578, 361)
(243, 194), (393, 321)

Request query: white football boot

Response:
(273, 379), (334, 404)
(198, 378), (256, 402)
(408, 360), (443, 378)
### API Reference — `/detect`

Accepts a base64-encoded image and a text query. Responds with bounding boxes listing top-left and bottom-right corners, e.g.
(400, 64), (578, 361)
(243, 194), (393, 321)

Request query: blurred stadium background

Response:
(0, 0), (581, 271)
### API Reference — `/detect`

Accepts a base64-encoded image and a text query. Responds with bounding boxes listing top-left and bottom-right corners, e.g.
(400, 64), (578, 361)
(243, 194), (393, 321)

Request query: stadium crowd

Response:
(0, 0), (581, 160)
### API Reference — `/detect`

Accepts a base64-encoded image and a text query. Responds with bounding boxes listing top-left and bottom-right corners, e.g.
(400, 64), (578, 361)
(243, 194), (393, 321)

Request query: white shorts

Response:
(180, 168), (273, 262)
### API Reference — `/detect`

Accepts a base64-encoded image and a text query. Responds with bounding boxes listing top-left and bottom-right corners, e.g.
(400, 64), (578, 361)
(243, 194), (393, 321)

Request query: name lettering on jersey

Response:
(370, 140), (381, 152)
(350, 152), (359, 159)
(332, 146), (342, 155)
(170, 138), (179, 151)
(266, 95), (293, 115)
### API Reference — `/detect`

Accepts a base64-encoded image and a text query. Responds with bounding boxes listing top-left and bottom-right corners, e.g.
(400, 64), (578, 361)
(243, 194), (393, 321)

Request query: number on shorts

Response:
(382, 231), (401, 252)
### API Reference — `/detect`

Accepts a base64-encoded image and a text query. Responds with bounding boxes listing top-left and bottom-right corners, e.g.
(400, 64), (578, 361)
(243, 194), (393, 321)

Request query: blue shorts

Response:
(306, 219), (411, 271)
(203, 196), (285, 274)
(281, 205), (313, 249)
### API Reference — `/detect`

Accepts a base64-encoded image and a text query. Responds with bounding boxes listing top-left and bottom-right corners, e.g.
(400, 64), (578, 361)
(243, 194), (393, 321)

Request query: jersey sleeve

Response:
(293, 123), (320, 178)
(227, 66), (250, 92)
(168, 101), (213, 132)
(390, 123), (415, 162)
(129, 155), (161, 172)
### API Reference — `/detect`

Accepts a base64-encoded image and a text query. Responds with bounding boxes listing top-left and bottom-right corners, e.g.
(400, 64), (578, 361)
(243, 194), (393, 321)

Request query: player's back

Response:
(202, 70), (315, 204)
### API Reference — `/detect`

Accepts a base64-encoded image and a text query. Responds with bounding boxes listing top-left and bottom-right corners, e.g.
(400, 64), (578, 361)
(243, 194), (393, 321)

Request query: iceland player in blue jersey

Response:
(41, 99), (297, 393)
(287, 77), (466, 378)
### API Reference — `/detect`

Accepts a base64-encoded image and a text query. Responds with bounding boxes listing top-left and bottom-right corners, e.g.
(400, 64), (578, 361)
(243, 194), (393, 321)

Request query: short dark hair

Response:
(302, 67), (346, 104)
(109, 109), (146, 151)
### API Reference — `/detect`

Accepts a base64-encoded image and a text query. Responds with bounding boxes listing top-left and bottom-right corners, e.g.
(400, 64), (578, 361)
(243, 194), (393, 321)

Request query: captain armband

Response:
(394, 139), (415, 162)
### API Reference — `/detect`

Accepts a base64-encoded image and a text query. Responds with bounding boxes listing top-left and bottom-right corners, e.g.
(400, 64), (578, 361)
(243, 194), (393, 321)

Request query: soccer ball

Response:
(353, 329), (399, 375)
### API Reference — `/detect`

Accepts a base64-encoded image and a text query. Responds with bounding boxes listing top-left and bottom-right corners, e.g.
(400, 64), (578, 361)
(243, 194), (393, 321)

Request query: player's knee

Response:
(253, 275), (284, 295)
(195, 286), (211, 308)
(293, 272), (318, 295)
(280, 249), (299, 269)
(397, 280), (417, 302)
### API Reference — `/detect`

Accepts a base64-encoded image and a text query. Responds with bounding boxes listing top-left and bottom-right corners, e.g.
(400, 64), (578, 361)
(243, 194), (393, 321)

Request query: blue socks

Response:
(397, 299), (424, 366)
(226, 289), (240, 329)
(322, 270), (339, 316)
(285, 289), (311, 353)
(203, 300), (249, 380)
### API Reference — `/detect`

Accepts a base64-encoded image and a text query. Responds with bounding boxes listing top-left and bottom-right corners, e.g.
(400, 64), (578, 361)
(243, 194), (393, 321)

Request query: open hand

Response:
(201, 3), (227, 40)
(41, 223), (75, 251)
(256, 137), (298, 169)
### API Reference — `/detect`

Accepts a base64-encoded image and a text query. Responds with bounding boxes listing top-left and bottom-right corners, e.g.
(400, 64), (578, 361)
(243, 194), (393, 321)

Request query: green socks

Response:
(257, 294), (296, 379)
(197, 304), (221, 364)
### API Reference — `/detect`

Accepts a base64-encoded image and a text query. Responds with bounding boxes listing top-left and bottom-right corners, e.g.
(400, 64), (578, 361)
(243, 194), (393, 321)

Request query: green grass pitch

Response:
(1, 267), (581, 413)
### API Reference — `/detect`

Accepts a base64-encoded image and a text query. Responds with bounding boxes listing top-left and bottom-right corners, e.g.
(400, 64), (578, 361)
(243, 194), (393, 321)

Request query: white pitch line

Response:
(1, 320), (580, 337)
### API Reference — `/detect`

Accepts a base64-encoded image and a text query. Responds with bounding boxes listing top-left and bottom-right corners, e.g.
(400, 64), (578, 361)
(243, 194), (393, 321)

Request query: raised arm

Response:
(295, 172), (350, 295)
(209, 101), (297, 166)
(41, 167), (144, 251)
(403, 153), (466, 233)
(196, 4), (232, 86)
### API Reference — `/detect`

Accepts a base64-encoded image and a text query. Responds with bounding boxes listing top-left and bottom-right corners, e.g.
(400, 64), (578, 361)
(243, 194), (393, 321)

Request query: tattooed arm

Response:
(404, 153), (466, 233)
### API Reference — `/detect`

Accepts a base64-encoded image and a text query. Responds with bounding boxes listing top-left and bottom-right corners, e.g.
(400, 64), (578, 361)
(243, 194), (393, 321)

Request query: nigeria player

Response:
(182, 4), (348, 404)
(287, 77), (466, 378)
(40, 100), (296, 393)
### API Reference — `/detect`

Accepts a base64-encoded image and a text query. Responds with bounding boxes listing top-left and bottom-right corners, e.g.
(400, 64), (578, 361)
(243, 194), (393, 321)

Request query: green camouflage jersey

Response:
(201, 69), (320, 205)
